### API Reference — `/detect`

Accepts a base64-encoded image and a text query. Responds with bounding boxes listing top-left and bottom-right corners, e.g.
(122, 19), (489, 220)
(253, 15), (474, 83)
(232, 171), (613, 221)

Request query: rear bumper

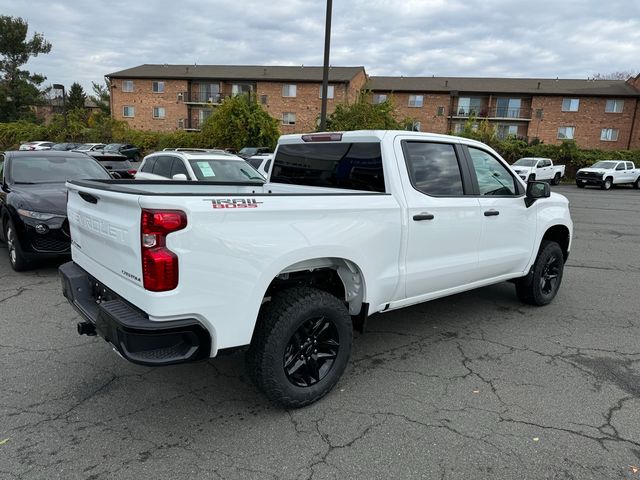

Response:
(59, 261), (211, 366)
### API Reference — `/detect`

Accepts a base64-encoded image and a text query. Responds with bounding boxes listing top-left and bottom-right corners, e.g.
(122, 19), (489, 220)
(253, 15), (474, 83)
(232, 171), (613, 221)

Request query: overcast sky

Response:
(2, 0), (639, 93)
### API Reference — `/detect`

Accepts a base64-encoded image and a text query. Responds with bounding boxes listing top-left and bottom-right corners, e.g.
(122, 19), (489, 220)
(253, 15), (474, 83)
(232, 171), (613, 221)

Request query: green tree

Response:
(90, 79), (110, 114)
(67, 82), (86, 110)
(0, 16), (52, 121)
(200, 94), (280, 150)
(325, 92), (407, 131)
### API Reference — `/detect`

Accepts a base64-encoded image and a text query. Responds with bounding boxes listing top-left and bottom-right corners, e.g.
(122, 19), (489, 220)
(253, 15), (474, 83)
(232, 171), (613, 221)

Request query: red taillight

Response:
(141, 209), (187, 291)
(301, 133), (343, 142)
(127, 169), (137, 175)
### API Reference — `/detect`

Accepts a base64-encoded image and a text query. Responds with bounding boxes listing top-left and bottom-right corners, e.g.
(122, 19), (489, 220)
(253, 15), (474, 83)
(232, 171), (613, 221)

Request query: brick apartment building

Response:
(107, 64), (640, 150)
(367, 75), (640, 150)
(107, 65), (366, 134)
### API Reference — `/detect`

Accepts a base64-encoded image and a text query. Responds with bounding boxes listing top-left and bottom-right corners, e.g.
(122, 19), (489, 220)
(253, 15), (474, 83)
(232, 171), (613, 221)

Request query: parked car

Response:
(246, 154), (273, 178)
(50, 143), (81, 151)
(237, 146), (271, 159)
(103, 143), (142, 161)
(18, 141), (54, 151)
(161, 148), (234, 156)
(60, 130), (572, 407)
(73, 143), (106, 152)
(85, 152), (137, 178)
(0, 151), (111, 271)
(511, 157), (566, 185)
(135, 151), (264, 181)
(575, 160), (640, 189)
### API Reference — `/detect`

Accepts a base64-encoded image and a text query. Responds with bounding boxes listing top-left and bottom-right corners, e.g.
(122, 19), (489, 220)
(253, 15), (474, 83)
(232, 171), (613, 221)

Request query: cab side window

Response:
(468, 148), (518, 196)
(616, 163), (625, 171)
(626, 162), (634, 170)
(140, 157), (157, 173)
(403, 142), (464, 196)
(152, 156), (173, 178)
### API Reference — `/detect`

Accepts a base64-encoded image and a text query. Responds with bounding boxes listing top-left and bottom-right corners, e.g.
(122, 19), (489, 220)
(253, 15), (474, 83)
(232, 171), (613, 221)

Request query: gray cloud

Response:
(1, 0), (638, 93)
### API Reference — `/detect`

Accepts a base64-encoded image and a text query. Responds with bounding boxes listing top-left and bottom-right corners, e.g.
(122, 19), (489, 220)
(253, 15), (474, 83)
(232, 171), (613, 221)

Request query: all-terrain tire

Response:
(246, 287), (353, 408)
(515, 240), (564, 306)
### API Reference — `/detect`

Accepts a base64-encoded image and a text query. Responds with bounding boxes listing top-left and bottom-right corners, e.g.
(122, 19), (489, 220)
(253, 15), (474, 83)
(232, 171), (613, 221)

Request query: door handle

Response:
(413, 213), (435, 221)
(484, 210), (499, 216)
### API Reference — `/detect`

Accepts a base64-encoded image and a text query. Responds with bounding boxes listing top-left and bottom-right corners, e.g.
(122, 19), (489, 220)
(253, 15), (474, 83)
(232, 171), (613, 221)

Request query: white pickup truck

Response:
(511, 157), (566, 185)
(575, 160), (640, 190)
(59, 131), (573, 407)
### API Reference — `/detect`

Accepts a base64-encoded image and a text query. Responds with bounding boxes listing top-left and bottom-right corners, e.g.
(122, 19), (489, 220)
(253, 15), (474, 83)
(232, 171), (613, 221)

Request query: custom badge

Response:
(209, 198), (263, 209)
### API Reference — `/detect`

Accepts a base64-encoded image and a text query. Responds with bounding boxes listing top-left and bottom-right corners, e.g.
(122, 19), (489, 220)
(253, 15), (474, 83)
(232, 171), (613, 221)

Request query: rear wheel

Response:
(4, 219), (29, 271)
(246, 287), (352, 408)
(633, 177), (640, 189)
(552, 173), (561, 185)
(601, 177), (612, 190)
(515, 240), (564, 306)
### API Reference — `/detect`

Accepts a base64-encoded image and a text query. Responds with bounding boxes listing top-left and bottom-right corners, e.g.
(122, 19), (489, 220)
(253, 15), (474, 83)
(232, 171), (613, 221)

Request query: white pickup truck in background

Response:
(59, 131), (573, 407)
(512, 157), (566, 184)
(575, 160), (640, 190)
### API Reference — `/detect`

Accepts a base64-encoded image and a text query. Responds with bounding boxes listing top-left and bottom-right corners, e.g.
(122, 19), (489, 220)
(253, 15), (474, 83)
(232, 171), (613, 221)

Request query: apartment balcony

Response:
(179, 92), (228, 104)
(178, 118), (202, 131)
(450, 107), (532, 121)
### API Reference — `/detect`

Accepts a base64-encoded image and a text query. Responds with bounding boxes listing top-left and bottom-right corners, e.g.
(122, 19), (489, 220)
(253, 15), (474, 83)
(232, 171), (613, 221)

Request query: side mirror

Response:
(525, 181), (550, 207)
(172, 173), (188, 181)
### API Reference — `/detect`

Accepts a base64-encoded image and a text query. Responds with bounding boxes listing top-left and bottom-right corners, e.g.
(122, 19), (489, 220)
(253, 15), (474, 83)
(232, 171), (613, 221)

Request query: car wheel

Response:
(633, 177), (640, 189)
(134, 153), (141, 162)
(4, 219), (29, 271)
(515, 240), (564, 306)
(576, 182), (585, 188)
(552, 173), (561, 186)
(246, 287), (352, 408)
(601, 177), (612, 190)
(527, 174), (535, 183)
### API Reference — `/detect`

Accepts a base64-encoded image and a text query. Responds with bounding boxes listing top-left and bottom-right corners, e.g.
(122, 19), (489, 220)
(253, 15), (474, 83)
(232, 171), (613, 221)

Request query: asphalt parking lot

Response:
(1, 185), (640, 479)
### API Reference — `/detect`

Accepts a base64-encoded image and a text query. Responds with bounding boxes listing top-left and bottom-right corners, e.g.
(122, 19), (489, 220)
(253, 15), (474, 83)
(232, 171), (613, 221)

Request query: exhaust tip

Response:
(77, 322), (97, 336)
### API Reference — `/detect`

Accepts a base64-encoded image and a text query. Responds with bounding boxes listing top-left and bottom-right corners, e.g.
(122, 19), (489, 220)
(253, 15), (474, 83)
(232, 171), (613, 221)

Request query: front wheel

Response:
(515, 241), (564, 306)
(552, 173), (561, 185)
(246, 287), (353, 408)
(601, 177), (612, 190)
(576, 182), (585, 188)
(4, 219), (29, 271)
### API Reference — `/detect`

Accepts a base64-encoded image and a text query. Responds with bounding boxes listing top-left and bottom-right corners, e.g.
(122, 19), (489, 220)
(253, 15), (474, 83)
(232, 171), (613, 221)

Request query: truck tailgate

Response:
(67, 183), (143, 286)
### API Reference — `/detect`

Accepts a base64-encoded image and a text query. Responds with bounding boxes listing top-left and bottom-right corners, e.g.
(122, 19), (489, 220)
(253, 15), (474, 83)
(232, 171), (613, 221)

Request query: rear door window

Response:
(402, 142), (464, 196)
(140, 157), (157, 173)
(271, 142), (385, 192)
(152, 156), (173, 178)
(170, 158), (189, 178)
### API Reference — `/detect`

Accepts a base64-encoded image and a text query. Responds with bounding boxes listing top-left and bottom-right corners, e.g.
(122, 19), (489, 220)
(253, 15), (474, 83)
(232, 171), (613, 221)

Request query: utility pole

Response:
(319, 0), (333, 131)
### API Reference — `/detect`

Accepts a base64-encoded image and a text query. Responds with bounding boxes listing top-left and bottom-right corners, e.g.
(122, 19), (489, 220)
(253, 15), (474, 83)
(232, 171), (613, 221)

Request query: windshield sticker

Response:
(197, 162), (216, 177)
(208, 198), (263, 209)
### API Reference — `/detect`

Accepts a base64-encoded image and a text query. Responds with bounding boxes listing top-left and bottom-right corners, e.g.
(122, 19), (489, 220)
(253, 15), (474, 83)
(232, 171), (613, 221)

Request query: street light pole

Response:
(52, 84), (67, 131)
(319, 0), (333, 131)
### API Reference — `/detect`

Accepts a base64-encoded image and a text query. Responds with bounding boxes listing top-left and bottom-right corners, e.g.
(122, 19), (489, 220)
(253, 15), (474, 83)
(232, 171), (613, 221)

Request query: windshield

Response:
(9, 155), (111, 184)
(188, 159), (265, 182)
(513, 158), (538, 167)
(590, 161), (618, 169)
(239, 147), (258, 155)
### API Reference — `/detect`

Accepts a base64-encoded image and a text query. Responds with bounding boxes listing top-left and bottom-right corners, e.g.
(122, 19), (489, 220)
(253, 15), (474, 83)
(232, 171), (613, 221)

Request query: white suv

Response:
(135, 151), (265, 181)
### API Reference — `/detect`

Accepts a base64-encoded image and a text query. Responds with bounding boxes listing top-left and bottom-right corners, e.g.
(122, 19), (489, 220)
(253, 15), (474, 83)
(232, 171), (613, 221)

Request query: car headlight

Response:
(17, 209), (64, 221)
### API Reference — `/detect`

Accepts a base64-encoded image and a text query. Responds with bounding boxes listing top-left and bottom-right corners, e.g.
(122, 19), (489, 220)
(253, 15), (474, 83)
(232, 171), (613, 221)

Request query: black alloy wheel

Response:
(283, 316), (340, 387)
(539, 254), (561, 296)
(515, 240), (564, 306)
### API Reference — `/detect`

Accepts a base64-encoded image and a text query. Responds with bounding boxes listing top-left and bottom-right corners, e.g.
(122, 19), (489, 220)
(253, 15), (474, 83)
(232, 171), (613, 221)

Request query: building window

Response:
(282, 84), (297, 97)
(408, 95), (424, 107)
(372, 94), (387, 104)
(561, 98), (579, 112)
(605, 99), (624, 113)
(152, 81), (164, 93)
(123, 106), (135, 117)
(497, 125), (519, 139)
(319, 85), (334, 99)
(122, 80), (134, 92)
(557, 126), (575, 139)
(282, 112), (296, 125)
(232, 83), (253, 96)
(260, 95), (268, 105)
(436, 106), (445, 116)
(153, 107), (165, 119)
(600, 128), (619, 141)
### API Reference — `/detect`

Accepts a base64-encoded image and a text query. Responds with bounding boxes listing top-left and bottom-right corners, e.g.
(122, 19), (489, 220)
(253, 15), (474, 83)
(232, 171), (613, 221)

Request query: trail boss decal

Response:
(209, 198), (263, 209)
